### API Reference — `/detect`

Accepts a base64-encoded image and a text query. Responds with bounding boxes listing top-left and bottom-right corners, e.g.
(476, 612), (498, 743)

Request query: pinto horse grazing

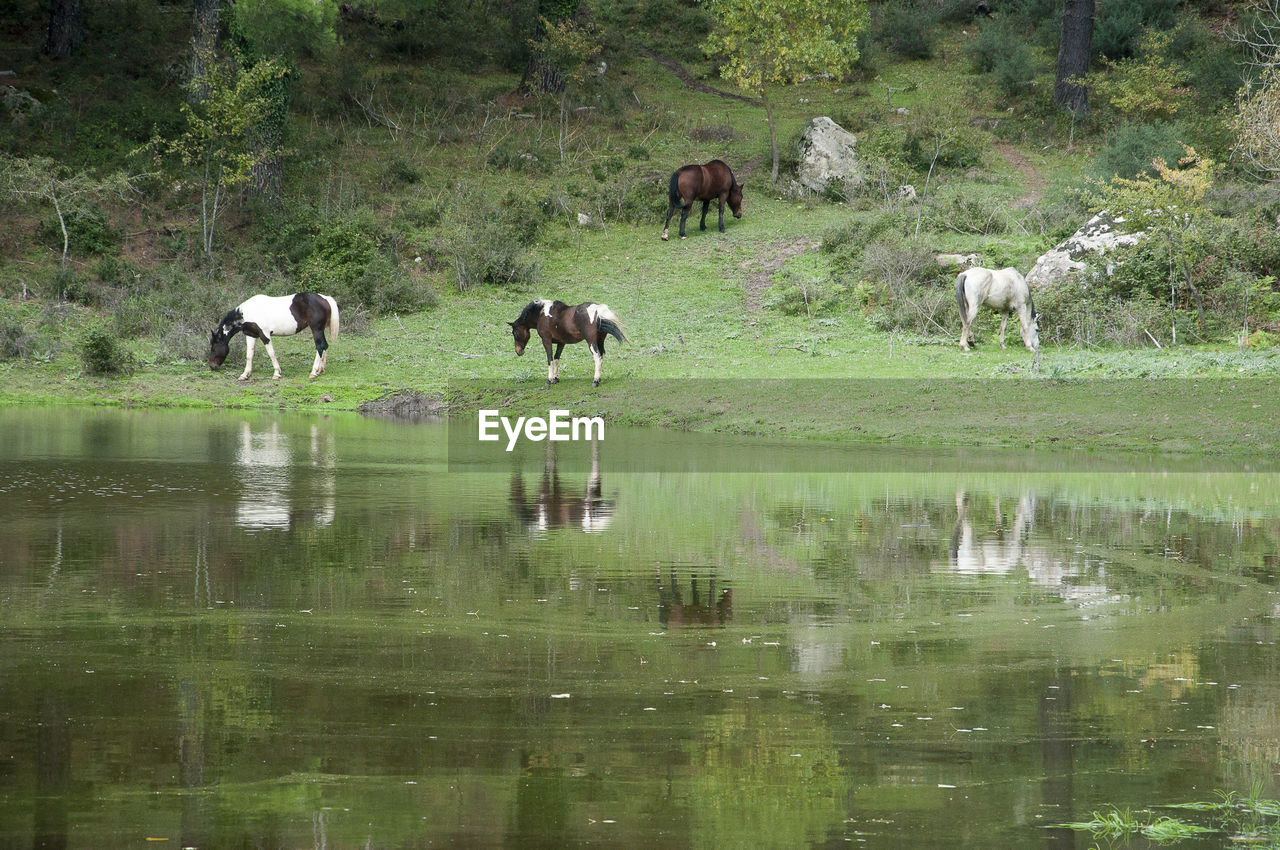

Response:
(508, 299), (626, 387)
(955, 267), (1039, 353)
(209, 292), (340, 380)
(661, 159), (743, 240)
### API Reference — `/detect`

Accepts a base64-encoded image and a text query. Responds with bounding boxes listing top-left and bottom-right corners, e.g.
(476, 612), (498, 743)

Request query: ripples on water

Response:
(0, 408), (1277, 848)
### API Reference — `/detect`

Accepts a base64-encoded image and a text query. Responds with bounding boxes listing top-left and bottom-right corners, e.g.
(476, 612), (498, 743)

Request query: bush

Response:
(0, 312), (32, 361)
(1033, 275), (1169, 347)
(442, 186), (543, 291)
(764, 267), (845, 317)
(39, 205), (119, 258)
(1092, 121), (1186, 181)
(821, 210), (912, 260)
(80, 324), (135, 376)
(859, 241), (952, 334)
(877, 6), (935, 60)
(924, 189), (1016, 235)
(1093, 0), (1180, 59)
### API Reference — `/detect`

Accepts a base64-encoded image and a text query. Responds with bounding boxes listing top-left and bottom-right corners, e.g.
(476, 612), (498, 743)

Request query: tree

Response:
(1091, 30), (1190, 122)
(1088, 146), (1217, 344)
(702, 0), (869, 183)
(1234, 67), (1280, 178)
(2, 154), (133, 268)
(143, 46), (288, 252)
(1053, 0), (1094, 116)
(529, 14), (602, 161)
(44, 0), (84, 59)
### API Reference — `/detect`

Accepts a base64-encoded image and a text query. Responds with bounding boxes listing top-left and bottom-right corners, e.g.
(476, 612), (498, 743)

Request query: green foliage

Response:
(2, 154), (135, 265)
(441, 186), (544, 291)
(79, 324), (135, 376)
(1093, 120), (1187, 181)
(1093, 0), (1181, 60)
(142, 47), (290, 253)
(704, 0), (869, 91)
(764, 267), (845, 317)
(1092, 30), (1190, 121)
(875, 5), (935, 60)
(38, 205), (119, 257)
(230, 0), (337, 63)
(0, 310), (31, 361)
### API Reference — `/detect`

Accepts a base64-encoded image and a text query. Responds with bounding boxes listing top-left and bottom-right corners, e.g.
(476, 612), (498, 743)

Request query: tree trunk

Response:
(1053, 0), (1094, 116)
(189, 0), (220, 103)
(44, 0), (84, 59)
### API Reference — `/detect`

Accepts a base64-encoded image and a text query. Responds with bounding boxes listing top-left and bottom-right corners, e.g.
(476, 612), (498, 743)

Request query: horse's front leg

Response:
(998, 315), (1008, 349)
(263, 337), (283, 379)
(544, 340), (558, 385)
(239, 337), (256, 380)
(309, 329), (329, 378)
(717, 196), (726, 232)
(699, 199), (710, 231)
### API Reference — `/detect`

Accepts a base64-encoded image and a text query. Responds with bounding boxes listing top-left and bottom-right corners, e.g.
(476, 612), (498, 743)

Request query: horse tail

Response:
(955, 272), (969, 316)
(322, 294), (340, 337)
(1026, 290), (1037, 320)
(590, 304), (627, 343)
(668, 170), (682, 207)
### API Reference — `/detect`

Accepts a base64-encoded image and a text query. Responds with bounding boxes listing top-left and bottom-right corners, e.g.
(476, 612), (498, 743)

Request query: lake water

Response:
(1, 407), (1278, 848)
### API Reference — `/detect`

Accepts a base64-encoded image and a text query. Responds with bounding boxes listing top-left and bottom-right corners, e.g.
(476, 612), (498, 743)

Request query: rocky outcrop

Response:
(796, 117), (864, 194)
(1026, 212), (1144, 289)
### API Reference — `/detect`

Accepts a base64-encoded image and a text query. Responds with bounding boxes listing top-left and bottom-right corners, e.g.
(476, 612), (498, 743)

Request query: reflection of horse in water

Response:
(949, 491), (1035, 574)
(234, 421), (335, 531)
(509, 442), (613, 533)
(658, 570), (732, 629)
(947, 491), (1112, 603)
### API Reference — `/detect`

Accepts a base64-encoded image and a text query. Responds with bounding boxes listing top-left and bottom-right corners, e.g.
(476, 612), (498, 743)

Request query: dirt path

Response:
(742, 239), (817, 311)
(994, 142), (1046, 209)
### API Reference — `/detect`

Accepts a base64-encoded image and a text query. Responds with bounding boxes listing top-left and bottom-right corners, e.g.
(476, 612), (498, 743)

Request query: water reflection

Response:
(509, 441), (613, 534)
(946, 490), (1111, 603)
(3, 408), (1280, 849)
(658, 570), (733, 629)
(233, 421), (335, 531)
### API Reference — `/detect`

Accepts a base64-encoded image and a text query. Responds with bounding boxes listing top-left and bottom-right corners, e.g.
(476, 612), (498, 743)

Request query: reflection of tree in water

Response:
(657, 570), (732, 629)
(509, 442), (613, 534)
(686, 707), (848, 847)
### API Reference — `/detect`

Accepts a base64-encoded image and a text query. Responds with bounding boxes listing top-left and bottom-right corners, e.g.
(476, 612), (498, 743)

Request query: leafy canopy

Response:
(701, 0), (868, 92)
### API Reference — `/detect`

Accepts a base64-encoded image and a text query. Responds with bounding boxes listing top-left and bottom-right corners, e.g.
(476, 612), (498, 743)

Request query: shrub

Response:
(39, 205), (119, 257)
(924, 189), (1015, 235)
(877, 6), (935, 60)
(0, 312), (31, 361)
(1092, 121), (1186, 181)
(442, 186), (543, 291)
(860, 241), (952, 334)
(80, 325), (135, 376)
(764, 268), (845, 317)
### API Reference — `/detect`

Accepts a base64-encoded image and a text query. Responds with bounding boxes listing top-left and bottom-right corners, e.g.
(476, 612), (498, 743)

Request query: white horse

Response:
(955, 267), (1039, 352)
(209, 292), (340, 380)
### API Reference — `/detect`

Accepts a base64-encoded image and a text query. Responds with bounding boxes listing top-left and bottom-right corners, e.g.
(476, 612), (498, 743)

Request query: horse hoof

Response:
(661, 233), (668, 241)
(592, 380), (600, 387)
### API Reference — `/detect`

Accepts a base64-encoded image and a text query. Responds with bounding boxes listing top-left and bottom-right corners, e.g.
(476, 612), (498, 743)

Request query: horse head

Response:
(509, 321), (530, 356)
(208, 327), (230, 370)
(728, 180), (744, 219)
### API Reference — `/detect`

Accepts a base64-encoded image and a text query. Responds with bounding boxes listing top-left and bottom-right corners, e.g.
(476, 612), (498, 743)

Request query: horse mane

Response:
(514, 300), (545, 327)
(216, 308), (243, 336)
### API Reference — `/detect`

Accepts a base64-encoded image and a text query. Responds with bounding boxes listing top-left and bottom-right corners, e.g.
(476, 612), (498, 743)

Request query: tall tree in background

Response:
(44, 0), (84, 59)
(520, 0), (582, 94)
(1053, 0), (1094, 116)
(702, 0), (868, 183)
(189, 0), (221, 103)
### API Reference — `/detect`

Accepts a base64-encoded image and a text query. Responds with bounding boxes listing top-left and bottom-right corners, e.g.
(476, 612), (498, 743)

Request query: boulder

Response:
(796, 117), (864, 194)
(1026, 212), (1145, 289)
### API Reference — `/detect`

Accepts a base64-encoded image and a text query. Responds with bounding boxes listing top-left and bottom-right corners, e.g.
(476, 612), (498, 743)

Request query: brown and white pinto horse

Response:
(508, 299), (626, 386)
(209, 292), (339, 380)
(661, 159), (743, 240)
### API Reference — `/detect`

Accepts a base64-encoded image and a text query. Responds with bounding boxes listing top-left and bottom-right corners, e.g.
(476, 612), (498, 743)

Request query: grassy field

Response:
(3, 21), (1278, 458)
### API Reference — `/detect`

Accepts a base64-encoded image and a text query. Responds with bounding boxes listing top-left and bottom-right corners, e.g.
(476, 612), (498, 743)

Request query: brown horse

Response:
(661, 159), (743, 241)
(508, 299), (626, 386)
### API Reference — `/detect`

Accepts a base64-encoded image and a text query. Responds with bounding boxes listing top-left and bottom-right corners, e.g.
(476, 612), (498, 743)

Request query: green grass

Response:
(2, 8), (1276, 459)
